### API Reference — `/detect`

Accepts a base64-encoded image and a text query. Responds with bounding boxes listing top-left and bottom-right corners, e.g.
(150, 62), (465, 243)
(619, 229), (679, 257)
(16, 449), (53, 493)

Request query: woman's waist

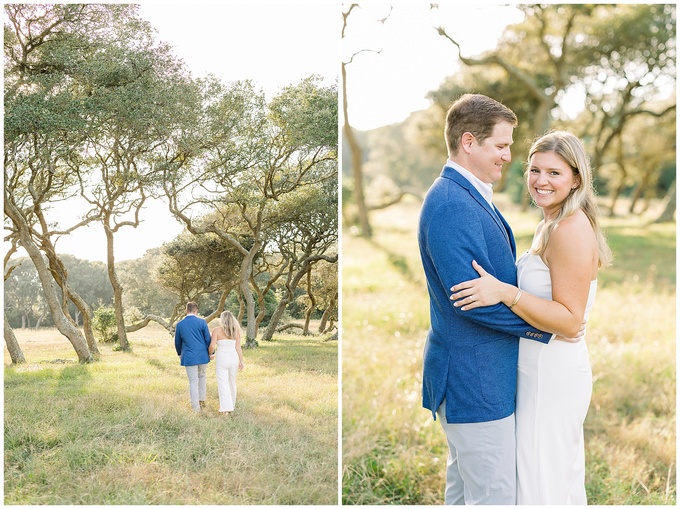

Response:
(519, 335), (589, 361)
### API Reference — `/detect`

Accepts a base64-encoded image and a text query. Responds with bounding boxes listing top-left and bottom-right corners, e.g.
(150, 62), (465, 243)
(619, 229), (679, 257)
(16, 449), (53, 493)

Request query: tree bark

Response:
(608, 142), (629, 217)
(260, 259), (318, 342)
(318, 294), (337, 333)
(241, 245), (260, 348)
(104, 219), (129, 351)
(276, 323), (305, 332)
(4, 313), (26, 364)
(608, 182), (625, 217)
(5, 200), (92, 362)
(261, 265), (298, 342)
(654, 180), (676, 223)
(303, 268), (315, 335)
(261, 292), (292, 342)
(254, 286), (266, 330)
(237, 292), (245, 324)
(628, 167), (654, 215)
(204, 290), (230, 325)
(126, 314), (173, 334)
(42, 248), (100, 358)
(342, 60), (372, 238)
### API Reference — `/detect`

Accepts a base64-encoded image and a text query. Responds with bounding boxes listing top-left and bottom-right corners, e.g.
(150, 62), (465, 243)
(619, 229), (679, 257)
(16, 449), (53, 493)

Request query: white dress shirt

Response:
(446, 159), (494, 208)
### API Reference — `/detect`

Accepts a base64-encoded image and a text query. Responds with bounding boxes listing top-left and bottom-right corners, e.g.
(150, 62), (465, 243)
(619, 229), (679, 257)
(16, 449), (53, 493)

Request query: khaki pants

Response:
(185, 364), (207, 412)
(437, 402), (516, 505)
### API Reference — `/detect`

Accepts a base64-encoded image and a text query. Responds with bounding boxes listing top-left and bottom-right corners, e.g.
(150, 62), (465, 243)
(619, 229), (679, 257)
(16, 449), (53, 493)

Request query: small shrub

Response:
(92, 307), (118, 343)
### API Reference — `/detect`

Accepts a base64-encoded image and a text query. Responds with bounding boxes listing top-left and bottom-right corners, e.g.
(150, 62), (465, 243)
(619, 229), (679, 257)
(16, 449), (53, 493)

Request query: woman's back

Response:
(212, 326), (231, 341)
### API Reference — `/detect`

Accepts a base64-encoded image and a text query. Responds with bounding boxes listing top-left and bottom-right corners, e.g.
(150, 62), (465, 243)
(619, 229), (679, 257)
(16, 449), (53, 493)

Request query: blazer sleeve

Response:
(174, 323), (182, 356)
(426, 200), (551, 343)
(202, 321), (212, 348)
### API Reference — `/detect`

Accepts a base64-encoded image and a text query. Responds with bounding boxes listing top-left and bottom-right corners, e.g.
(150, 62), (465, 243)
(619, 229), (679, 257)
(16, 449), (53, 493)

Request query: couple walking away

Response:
(418, 94), (612, 505)
(174, 302), (245, 416)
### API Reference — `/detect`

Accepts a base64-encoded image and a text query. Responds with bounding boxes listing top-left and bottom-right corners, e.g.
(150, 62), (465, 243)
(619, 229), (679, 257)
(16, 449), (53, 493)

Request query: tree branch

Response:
(125, 314), (172, 333)
(433, 22), (547, 103)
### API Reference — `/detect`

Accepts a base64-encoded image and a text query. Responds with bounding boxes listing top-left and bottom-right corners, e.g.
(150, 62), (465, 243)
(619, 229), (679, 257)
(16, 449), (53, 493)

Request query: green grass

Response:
(5, 324), (338, 505)
(342, 197), (675, 505)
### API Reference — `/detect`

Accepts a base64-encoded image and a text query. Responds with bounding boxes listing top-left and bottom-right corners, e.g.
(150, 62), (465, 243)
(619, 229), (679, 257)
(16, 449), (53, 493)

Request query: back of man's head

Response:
(186, 301), (199, 314)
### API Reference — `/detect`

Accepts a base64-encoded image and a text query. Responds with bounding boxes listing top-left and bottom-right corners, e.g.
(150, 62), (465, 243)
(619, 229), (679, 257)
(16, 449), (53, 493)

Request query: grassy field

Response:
(5, 323), (338, 505)
(342, 197), (676, 505)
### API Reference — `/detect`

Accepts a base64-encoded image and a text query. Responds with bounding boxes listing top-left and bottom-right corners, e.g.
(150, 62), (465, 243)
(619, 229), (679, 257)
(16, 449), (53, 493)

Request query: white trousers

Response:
(437, 402), (516, 505)
(185, 364), (207, 412)
(215, 340), (239, 412)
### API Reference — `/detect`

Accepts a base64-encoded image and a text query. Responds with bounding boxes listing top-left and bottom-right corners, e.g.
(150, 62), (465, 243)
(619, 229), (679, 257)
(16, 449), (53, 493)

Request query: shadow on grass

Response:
(600, 226), (676, 288)
(146, 358), (170, 372)
(56, 363), (92, 394)
(367, 238), (421, 285)
(248, 338), (337, 377)
(5, 356), (337, 504)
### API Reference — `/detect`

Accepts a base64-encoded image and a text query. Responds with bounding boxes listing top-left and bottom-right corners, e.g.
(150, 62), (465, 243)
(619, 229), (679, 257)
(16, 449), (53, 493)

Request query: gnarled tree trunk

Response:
(5, 201), (92, 362)
(318, 294), (337, 333)
(654, 181), (676, 223)
(303, 268), (315, 335)
(241, 245), (260, 348)
(104, 220), (129, 351)
(4, 314), (26, 364)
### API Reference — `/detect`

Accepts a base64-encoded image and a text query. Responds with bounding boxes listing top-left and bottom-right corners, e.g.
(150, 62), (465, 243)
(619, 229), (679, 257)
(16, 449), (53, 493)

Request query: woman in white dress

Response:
(209, 311), (245, 416)
(450, 131), (612, 504)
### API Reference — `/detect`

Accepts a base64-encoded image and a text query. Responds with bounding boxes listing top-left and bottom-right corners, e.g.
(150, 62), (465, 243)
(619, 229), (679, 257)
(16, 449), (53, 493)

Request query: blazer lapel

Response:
(493, 206), (517, 258)
(441, 166), (514, 252)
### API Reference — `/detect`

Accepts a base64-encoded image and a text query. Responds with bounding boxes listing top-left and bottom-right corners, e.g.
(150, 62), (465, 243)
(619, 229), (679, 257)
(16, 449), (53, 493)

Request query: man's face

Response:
(466, 121), (514, 184)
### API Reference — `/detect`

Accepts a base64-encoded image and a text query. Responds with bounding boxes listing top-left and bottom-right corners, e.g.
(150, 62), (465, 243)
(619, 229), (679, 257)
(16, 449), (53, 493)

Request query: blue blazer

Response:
(418, 166), (550, 424)
(174, 315), (212, 366)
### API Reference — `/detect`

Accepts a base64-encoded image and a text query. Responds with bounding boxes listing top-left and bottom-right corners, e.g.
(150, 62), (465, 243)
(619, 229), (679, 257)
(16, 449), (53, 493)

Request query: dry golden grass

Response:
(342, 198), (675, 505)
(5, 323), (338, 505)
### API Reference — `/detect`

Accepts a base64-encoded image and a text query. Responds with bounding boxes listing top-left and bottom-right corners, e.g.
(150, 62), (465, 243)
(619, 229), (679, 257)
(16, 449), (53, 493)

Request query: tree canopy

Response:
(344, 4), (675, 223)
(4, 4), (339, 361)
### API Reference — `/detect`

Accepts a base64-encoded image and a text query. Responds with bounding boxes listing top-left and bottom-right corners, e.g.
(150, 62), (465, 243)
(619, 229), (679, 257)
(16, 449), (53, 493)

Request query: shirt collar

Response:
(446, 159), (494, 207)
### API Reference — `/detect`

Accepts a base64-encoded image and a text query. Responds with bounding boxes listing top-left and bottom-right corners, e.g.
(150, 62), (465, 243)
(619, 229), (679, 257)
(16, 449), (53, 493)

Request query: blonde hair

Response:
(527, 131), (613, 268)
(219, 311), (242, 341)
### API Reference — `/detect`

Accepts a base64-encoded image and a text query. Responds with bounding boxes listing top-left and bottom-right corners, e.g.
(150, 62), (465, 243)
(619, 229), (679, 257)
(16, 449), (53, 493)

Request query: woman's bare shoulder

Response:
(547, 210), (597, 269)
(552, 210), (594, 241)
(211, 326), (226, 337)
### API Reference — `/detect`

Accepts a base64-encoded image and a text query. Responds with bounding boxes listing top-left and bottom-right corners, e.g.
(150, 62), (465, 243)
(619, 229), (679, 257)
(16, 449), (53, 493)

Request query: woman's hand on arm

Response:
(450, 260), (517, 311)
(499, 214), (595, 337)
(554, 320), (586, 343)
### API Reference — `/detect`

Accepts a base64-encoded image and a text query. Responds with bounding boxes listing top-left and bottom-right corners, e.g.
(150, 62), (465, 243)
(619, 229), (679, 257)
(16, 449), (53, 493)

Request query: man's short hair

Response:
(186, 301), (199, 313)
(445, 94), (517, 157)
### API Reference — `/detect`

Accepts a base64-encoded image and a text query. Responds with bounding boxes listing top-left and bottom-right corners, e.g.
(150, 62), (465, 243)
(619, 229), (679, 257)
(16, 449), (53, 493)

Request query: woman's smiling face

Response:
(528, 151), (580, 217)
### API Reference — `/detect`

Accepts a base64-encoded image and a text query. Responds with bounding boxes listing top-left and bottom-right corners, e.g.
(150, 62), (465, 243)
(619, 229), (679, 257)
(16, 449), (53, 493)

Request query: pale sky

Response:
(138, 2), (339, 96)
(343, 3), (525, 131)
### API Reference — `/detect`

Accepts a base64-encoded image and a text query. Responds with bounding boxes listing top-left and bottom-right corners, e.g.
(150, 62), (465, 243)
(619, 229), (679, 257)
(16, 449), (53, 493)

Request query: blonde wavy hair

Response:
(527, 130), (613, 268)
(219, 311), (242, 341)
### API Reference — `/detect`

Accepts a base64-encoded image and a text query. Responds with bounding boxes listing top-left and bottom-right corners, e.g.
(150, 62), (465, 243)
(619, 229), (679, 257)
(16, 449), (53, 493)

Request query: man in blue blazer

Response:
(418, 94), (552, 504)
(175, 301), (212, 412)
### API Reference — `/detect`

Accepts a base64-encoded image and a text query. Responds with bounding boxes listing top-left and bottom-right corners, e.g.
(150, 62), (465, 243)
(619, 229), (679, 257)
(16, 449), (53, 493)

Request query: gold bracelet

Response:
(509, 289), (523, 309)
